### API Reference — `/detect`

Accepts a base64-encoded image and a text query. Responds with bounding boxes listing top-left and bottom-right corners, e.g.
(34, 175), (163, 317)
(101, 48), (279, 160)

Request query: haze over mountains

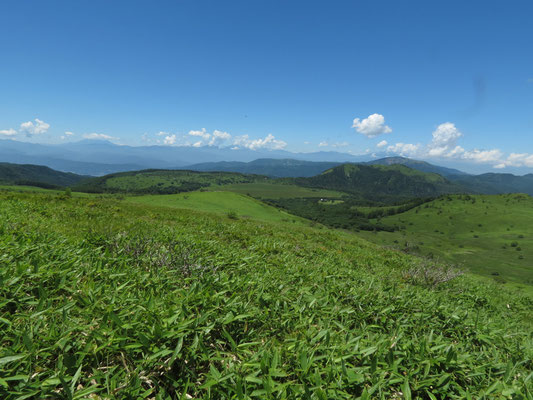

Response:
(0, 139), (370, 176)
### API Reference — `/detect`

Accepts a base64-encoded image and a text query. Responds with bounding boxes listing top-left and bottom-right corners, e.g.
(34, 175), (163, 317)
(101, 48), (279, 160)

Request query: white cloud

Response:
(430, 122), (462, 150)
(386, 142), (422, 157)
(318, 141), (349, 148)
(157, 131), (169, 136)
(383, 121), (533, 169)
(352, 113), (392, 138)
(233, 133), (287, 150)
(64, 131), (74, 136)
(209, 130), (231, 146)
(164, 134), (177, 145)
(20, 118), (50, 135)
(377, 140), (388, 148)
(189, 128), (211, 140)
(461, 149), (503, 163)
(83, 133), (118, 141)
(500, 153), (533, 168)
(0, 128), (17, 137)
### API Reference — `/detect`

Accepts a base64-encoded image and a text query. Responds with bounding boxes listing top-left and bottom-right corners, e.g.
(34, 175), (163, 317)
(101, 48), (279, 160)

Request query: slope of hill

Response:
(0, 190), (531, 399)
(448, 173), (533, 196)
(71, 169), (267, 194)
(292, 164), (462, 202)
(187, 158), (341, 177)
(367, 157), (468, 177)
(0, 162), (88, 188)
(365, 157), (533, 195)
(357, 194), (533, 288)
(126, 191), (310, 224)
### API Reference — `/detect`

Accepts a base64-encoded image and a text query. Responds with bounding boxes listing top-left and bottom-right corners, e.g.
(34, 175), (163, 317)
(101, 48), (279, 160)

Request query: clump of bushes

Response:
(226, 210), (239, 220)
(404, 260), (463, 288)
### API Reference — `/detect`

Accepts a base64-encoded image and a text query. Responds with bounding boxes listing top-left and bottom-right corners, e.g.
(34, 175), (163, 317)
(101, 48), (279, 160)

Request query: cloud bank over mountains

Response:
(2, 114), (532, 171)
(149, 129), (287, 151)
(0, 118), (50, 138)
(383, 122), (532, 169)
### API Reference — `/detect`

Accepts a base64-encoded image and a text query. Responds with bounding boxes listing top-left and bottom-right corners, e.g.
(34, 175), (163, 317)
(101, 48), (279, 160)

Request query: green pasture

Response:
(207, 182), (346, 199)
(358, 194), (533, 289)
(126, 191), (309, 224)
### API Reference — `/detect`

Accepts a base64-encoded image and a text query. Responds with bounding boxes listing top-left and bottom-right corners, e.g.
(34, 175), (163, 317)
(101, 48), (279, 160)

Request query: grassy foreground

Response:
(0, 190), (532, 399)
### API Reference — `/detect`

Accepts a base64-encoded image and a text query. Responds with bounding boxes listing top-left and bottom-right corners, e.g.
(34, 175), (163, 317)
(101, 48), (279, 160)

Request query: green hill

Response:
(126, 191), (310, 224)
(0, 190), (531, 399)
(292, 164), (462, 202)
(71, 169), (269, 194)
(0, 162), (87, 188)
(449, 173), (533, 196)
(366, 157), (468, 177)
(357, 194), (533, 289)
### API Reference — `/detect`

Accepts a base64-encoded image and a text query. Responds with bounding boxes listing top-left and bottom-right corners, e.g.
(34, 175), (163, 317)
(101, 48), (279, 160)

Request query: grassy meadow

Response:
(0, 188), (532, 399)
(358, 194), (533, 290)
(126, 191), (310, 225)
(206, 182), (346, 199)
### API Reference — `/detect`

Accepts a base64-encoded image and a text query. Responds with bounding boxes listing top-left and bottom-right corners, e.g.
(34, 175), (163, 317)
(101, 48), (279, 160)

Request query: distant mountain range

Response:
(0, 139), (370, 176)
(1, 138), (532, 196)
(187, 159), (342, 177)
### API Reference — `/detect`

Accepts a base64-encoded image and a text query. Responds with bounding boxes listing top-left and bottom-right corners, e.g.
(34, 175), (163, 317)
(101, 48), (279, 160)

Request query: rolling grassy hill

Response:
(206, 182), (346, 199)
(357, 194), (533, 289)
(366, 157), (468, 178)
(0, 189), (532, 398)
(72, 163), (464, 203)
(71, 169), (268, 194)
(126, 191), (310, 224)
(0, 162), (87, 188)
(292, 164), (462, 202)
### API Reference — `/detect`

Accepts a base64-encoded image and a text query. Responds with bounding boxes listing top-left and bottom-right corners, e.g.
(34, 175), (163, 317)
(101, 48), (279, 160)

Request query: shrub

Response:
(226, 210), (239, 220)
(404, 261), (463, 288)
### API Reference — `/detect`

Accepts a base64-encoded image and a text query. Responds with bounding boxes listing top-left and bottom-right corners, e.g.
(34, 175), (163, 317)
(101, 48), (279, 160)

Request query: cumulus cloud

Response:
(497, 153), (533, 168)
(155, 128), (286, 150)
(20, 118), (50, 135)
(386, 142), (422, 157)
(60, 131), (76, 140)
(384, 122), (533, 169)
(233, 133), (287, 150)
(164, 134), (177, 145)
(318, 141), (349, 148)
(83, 133), (118, 141)
(0, 128), (17, 137)
(352, 113), (392, 138)
(184, 128), (232, 147)
(377, 140), (388, 148)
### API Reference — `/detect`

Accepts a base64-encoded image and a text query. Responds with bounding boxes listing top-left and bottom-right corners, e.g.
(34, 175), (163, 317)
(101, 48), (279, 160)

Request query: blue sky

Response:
(1, 0), (532, 171)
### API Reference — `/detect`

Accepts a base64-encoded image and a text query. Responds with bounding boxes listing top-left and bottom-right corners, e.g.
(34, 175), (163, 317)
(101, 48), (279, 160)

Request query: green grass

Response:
(126, 191), (310, 224)
(207, 182), (346, 199)
(0, 190), (532, 399)
(358, 194), (533, 290)
(73, 169), (262, 194)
